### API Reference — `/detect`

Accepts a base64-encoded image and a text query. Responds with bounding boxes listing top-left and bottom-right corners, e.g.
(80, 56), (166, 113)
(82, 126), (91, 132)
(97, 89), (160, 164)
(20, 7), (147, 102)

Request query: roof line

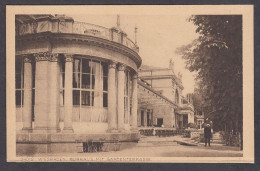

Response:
(138, 79), (178, 108)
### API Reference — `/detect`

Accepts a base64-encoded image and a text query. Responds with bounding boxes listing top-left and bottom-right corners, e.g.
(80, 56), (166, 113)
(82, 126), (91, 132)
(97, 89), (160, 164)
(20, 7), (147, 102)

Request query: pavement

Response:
(36, 135), (243, 157)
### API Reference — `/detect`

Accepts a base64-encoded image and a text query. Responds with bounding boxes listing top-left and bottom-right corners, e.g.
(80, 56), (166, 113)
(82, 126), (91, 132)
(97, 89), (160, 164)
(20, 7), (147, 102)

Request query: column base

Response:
(33, 127), (61, 133)
(130, 127), (139, 133)
(62, 127), (74, 133)
(117, 129), (126, 133)
(21, 127), (33, 133)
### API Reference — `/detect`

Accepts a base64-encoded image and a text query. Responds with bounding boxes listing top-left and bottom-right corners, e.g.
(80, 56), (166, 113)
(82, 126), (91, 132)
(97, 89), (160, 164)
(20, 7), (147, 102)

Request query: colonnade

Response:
(20, 52), (138, 133)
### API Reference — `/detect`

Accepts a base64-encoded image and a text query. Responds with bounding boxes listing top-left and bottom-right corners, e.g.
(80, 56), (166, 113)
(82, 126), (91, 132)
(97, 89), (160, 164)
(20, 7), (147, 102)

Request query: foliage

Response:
(176, 16), (242, 136)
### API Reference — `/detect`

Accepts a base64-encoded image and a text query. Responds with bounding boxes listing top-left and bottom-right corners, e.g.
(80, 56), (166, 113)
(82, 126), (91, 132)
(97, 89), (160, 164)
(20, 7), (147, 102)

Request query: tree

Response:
(176, 15), (242, 149)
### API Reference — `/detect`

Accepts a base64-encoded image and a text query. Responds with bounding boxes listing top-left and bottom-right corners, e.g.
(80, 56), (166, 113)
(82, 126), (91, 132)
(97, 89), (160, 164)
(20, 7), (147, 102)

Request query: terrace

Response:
(15, 15), (139, 53)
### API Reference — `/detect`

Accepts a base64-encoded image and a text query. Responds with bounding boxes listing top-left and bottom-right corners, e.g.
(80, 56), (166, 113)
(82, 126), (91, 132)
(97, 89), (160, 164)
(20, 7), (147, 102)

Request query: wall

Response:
(151, 79), (174, 101)
(188, 112), (195, 124)
(152, 105), (175, 128)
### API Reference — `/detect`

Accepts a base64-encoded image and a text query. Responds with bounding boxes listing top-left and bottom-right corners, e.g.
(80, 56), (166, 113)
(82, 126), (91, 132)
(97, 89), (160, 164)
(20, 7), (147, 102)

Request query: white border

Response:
(6, 5), (254, 163)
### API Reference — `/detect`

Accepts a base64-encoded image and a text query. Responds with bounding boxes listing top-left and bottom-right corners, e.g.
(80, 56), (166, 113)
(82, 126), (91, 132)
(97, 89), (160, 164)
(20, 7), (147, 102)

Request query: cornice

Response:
(16, 32), (142, 68)
(139, 75), (184, 90)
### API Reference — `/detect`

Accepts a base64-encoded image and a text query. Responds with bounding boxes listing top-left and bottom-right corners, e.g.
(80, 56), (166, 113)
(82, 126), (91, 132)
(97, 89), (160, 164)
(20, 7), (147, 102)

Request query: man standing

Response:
(204, 124), (211, 147)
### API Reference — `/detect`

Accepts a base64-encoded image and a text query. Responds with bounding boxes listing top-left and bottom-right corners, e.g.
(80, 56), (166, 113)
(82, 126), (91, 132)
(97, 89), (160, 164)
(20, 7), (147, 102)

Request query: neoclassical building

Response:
(138, 60), (195, 129)
(15, 15), (141, 154)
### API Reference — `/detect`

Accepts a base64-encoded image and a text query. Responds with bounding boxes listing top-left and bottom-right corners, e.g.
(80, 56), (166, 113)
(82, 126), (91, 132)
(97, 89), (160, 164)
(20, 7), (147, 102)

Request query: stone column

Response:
(48, 53), (61, 132)
(107, 61), (117, 132)
(63, 54), (74, 133)
(131, 73), (138, 131)
(22, 56), (33, 132)
(117, 64), (125, 131)
(33, 52), (60, 133)
(34, 52), (50, 132)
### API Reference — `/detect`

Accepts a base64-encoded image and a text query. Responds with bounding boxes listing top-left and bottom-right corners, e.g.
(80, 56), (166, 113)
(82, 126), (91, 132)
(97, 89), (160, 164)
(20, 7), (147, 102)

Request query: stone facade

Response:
(137, 62), (194, 129)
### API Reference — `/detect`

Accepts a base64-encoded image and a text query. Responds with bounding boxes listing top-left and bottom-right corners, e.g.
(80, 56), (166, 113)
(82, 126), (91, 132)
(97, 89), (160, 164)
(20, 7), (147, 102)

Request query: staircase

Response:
(211, 132), (225, 144)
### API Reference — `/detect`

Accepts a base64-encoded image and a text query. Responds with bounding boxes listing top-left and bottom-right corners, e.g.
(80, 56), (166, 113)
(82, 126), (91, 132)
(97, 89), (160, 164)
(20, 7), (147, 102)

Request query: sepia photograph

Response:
(6, 5), (254, 163)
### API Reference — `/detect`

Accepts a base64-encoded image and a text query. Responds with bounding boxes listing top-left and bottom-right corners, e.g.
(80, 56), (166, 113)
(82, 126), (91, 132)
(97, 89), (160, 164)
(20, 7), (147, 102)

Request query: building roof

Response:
(139, 64), (166, 71)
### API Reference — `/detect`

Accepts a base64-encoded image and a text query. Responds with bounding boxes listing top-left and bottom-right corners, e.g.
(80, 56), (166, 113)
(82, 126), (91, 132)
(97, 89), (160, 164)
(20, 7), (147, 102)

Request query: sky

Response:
(70, 14), (199, 95)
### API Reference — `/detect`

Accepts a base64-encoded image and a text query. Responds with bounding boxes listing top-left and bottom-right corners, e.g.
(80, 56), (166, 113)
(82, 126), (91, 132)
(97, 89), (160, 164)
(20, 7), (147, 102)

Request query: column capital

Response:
(50, 53), (59, 62)
(64, 54), (74, 62)
(24, 56), (32, 63)
(34, 52), (60, 62)
(108, 61), (117, 69)
(118, 64), (126, 71)
(133, 73), (138, 79)
(34, 52), (51, 62)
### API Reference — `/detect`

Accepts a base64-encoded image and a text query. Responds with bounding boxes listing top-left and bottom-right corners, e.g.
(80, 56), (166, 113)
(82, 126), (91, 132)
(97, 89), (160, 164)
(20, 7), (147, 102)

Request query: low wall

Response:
(17, 132), (140, 156)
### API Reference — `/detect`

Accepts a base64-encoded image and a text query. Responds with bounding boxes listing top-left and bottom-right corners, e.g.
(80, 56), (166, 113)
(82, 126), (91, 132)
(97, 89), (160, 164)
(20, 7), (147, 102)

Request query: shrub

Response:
(188, 123), (197, 129)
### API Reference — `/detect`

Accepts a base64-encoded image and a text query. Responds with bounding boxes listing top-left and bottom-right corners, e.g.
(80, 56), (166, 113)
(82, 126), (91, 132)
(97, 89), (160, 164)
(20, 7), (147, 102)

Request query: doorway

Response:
(183, 114), (188, 128)
(157, 118), (163, 127)
(141, 110), (144, 126)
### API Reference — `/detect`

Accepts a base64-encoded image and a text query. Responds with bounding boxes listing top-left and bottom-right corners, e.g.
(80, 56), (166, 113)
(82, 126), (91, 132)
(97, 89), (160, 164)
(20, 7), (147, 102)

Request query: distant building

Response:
(138, 59), (195, 129)
(137, 78), (177, 128)
(194, 111), (205, 129)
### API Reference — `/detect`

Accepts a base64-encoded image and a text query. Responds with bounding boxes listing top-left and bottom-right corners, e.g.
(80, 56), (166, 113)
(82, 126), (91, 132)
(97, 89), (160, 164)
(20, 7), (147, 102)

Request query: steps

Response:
(212, 132), (225, 144)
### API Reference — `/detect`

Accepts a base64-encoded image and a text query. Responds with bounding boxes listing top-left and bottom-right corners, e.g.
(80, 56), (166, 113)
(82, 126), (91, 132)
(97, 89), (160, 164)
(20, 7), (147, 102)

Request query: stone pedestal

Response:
(107, 61), (117, 132)
(16, 132), (140, 155)
(63, 54), (74, 133)
(117, 64), (125, 131)
(22, 56), (33, 132)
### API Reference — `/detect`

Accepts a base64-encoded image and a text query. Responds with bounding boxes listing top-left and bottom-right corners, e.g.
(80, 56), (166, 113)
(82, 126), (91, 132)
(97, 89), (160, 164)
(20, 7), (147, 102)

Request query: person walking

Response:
(204, 124), (211, 147)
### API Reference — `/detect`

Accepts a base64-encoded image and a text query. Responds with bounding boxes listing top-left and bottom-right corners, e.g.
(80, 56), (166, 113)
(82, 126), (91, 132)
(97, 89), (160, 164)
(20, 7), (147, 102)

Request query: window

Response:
(32, 60), (36, 121)
(15, 56), (36, 121)
(102, 62), (108, 107)
(15, 57), (24, 106)
(60, 57), (65, 106)
(141, 110), (144, 126)
(124, 70), (130, 123)
(129, 78), (133, 117)
(72, 57), (108, 107)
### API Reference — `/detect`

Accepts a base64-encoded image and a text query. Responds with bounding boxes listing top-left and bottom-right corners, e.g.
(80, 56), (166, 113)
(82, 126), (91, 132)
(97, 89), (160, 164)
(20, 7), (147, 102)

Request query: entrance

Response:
(141, 110), (144, 126)
(157, 118), (163, 127)
(183, 114), (188, 128)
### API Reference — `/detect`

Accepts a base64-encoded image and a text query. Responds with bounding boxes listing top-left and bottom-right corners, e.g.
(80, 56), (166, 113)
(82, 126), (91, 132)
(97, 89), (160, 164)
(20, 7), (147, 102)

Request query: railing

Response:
(72, 22), (111, 39)
(16, 20), (139, 52)
(139, 128), (193, 137)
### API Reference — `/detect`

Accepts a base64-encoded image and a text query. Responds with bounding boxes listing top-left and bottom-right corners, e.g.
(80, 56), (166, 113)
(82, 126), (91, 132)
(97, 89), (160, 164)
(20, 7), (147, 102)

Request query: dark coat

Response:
(204, 127), (211, 138)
